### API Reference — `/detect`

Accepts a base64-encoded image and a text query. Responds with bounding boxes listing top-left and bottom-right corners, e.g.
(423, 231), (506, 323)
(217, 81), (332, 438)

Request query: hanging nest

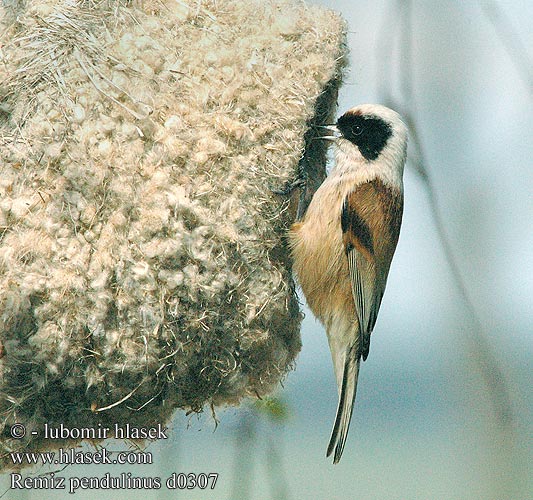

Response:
(0, 0), (347, 468)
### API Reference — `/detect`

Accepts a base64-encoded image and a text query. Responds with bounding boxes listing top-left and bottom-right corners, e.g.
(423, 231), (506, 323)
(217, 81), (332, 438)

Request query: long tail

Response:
(326, 346), (360, 464)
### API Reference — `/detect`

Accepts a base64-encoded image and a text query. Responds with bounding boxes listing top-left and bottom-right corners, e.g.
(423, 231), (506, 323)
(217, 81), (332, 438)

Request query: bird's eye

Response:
(351, 125), (363, 136)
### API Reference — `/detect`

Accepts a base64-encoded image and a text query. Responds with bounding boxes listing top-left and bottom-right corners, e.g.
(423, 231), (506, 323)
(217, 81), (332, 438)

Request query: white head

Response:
(329, 104), (408, 189)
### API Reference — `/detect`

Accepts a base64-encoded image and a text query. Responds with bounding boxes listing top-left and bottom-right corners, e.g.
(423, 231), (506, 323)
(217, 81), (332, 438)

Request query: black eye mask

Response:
(337, 113), (392, 161)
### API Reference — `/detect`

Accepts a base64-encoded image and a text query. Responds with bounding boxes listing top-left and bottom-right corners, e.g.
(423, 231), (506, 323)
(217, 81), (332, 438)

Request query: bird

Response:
(289, 104), (407, 463)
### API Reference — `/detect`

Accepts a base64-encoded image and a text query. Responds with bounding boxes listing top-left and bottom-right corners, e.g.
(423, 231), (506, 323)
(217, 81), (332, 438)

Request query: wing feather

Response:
(342, 197), (379, 360)
(342, 181), (403, 360)
(347, 246), (377, 359)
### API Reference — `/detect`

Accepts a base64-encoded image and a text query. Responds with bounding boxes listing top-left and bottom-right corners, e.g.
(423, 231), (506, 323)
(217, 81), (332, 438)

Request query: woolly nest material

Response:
(0, 0), (346, 465)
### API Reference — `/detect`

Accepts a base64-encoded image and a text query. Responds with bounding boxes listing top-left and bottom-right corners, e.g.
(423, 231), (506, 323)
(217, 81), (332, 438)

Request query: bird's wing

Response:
(346, 247), (378, 359)
(341, 181), (403, 359)
(340, 194), (380, 360)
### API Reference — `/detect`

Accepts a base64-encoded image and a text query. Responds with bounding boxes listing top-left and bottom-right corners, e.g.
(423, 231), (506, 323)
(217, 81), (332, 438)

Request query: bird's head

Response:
(321, 104), (408, 178)
(337, 104), (407, 161)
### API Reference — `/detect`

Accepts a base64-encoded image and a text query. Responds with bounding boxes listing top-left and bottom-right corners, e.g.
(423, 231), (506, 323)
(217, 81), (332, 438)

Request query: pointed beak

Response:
(315, 124), (341, 141)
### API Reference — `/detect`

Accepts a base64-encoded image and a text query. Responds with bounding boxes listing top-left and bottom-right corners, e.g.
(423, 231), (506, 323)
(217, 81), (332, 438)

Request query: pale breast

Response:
(289, 178), (355, 323)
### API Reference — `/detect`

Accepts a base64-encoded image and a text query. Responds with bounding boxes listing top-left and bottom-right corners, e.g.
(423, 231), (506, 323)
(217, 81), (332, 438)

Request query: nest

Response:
(0, 0), (346, 467)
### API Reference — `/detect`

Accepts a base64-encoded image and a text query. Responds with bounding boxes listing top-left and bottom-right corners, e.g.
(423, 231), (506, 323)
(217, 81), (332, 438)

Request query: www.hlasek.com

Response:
(8, 423), (218, 494)
(10, 447), (153, 466)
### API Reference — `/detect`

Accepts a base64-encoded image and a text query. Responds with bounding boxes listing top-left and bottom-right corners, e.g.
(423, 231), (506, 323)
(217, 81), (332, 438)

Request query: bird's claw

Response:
(271, 176), (306, 196)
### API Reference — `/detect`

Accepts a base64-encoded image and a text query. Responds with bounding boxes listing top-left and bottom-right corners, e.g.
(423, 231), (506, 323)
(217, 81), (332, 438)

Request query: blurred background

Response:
(2, 1), (531, 499)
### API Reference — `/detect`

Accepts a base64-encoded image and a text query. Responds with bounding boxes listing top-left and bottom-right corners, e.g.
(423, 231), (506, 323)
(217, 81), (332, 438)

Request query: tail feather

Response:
(326, 348), (360, 464)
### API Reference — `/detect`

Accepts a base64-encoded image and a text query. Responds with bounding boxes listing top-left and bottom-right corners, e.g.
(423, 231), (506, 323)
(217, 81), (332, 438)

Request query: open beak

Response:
(315, 124), (340, 141)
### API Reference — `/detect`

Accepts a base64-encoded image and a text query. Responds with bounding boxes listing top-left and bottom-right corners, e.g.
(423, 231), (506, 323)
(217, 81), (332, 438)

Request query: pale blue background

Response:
(2, 1), (531, 499)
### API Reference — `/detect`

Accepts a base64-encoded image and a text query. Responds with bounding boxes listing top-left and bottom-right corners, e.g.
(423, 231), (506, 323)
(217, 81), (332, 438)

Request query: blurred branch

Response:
(230, 398), (292, 500)
(478, 0), (533, 95)
(376, 0), (402, 102)
(378, 0), (514, 427)
(230, 411), (256, 500)
(158, 430), (178, 500)
(256, 397), (292, 500)
(265, 434), (291, 500)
